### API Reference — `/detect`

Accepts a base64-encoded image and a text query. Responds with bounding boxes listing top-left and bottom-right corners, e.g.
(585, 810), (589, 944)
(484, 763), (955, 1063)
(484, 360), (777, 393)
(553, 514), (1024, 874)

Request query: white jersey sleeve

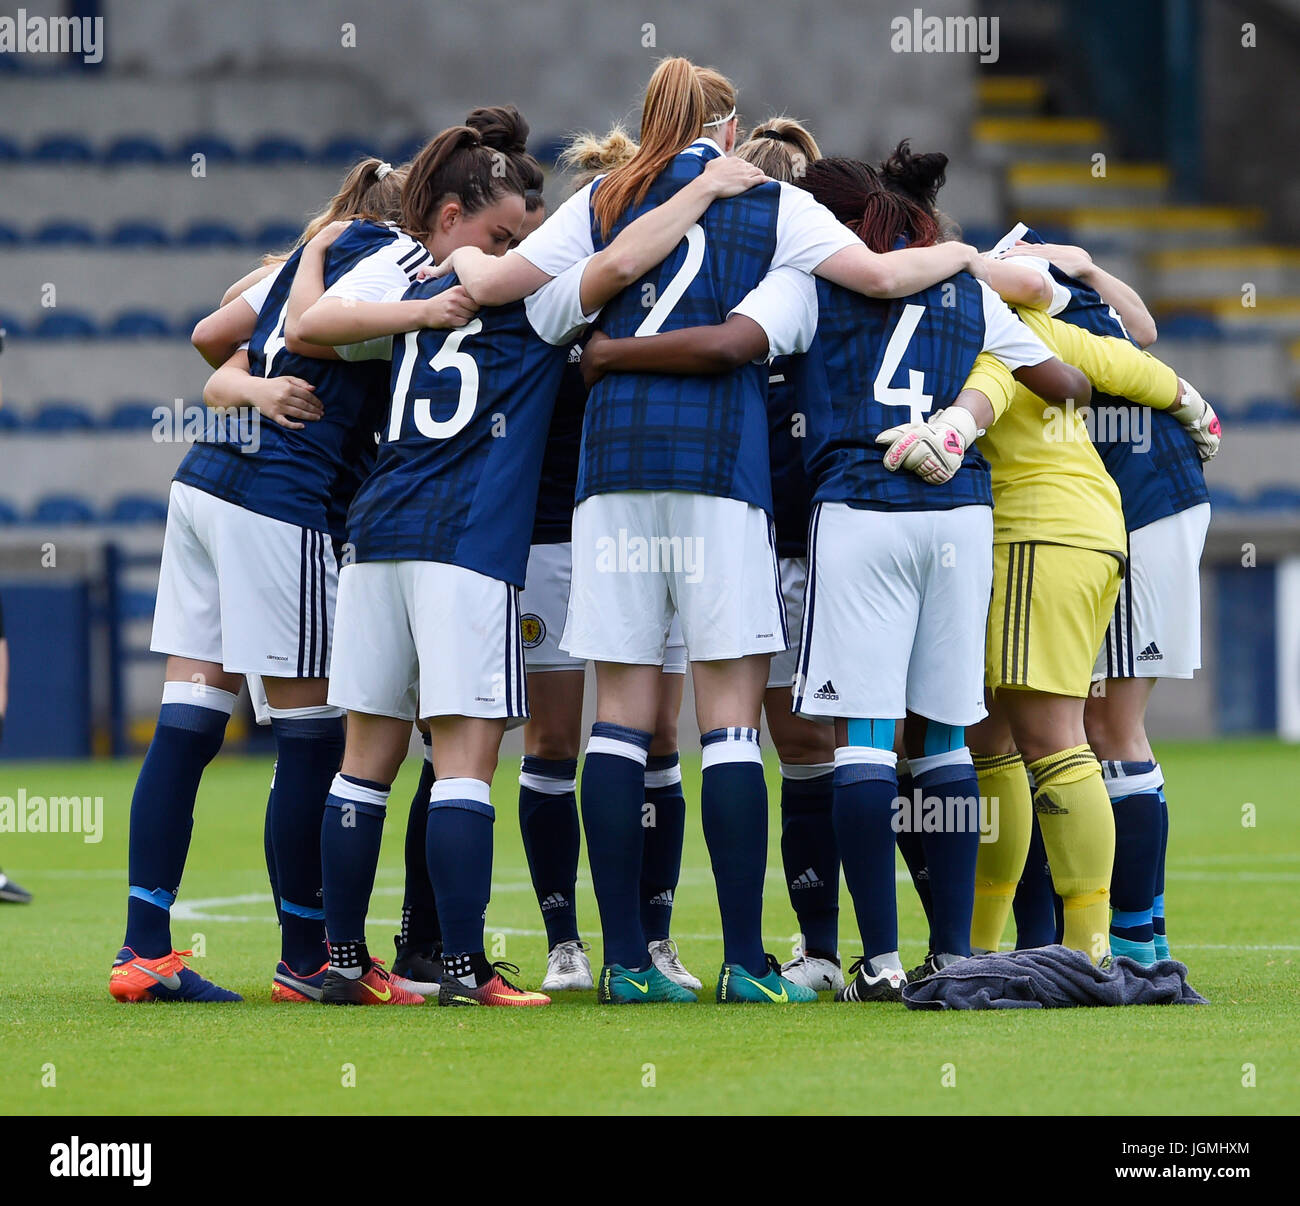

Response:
(771, 183), (861, 275)
(978, 280), (1053, 369)
(524, 256), (600, 346)
(240, 264), (283, 316)
(729, 266), (819, 358)
(323, 235), (431, 304)
(513, 182), (598, 278)
(999, 252), (1072, 316)
(336, 286), (406, 362)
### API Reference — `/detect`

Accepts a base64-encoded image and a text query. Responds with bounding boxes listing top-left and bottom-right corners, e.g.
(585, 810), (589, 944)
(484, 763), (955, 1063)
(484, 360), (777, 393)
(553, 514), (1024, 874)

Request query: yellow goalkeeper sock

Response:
(1027, 745), (1116, 963)
(970, 752), (1032, 953)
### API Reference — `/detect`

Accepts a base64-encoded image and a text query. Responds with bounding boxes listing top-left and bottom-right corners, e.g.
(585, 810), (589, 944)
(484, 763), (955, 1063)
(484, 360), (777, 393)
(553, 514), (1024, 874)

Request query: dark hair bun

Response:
(880, 139), (948, 207)
(465, 105), (530, 156)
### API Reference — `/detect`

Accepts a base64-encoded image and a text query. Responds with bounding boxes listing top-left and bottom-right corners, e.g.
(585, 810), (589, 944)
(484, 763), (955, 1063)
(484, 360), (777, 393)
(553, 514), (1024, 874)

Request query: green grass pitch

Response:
(2, 740), (1297, 1115)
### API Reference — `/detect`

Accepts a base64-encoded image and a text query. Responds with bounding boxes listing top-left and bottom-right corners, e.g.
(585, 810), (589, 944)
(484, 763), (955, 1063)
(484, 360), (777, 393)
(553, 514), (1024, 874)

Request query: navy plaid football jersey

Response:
(767, 355), (813, 557)
(1021, 230), (1208, 531)
(801, 274), (993, 512)
(531, 346), (586, 545)
(578, 144), (782, 510)
(347, 273), (582, 587)
(174, 220), (423, 533)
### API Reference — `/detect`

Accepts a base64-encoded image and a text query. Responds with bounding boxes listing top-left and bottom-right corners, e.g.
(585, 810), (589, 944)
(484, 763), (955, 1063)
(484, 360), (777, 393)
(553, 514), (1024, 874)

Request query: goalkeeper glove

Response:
(1171, 378), (1221, 462)
(876, 406), (980, 485)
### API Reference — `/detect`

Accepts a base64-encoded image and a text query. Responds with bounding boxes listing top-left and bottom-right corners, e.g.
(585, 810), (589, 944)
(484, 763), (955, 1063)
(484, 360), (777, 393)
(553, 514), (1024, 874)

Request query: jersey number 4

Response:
(388, 319), (483, 441)
(873, 303), (934, 425)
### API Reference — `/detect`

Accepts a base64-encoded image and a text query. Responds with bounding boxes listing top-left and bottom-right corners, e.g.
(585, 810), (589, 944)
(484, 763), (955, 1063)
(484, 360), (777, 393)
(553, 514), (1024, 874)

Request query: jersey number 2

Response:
(873, 304), (934, 425)
(388, 318), (483, 441)
(635, 224), (706, 336)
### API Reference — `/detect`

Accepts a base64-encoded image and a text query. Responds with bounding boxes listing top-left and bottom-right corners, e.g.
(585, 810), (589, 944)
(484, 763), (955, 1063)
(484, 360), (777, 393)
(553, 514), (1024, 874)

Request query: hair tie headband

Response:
(702, 106), (736, 128)
(760, 129), (787, 142)
(375, 161), (394, 180)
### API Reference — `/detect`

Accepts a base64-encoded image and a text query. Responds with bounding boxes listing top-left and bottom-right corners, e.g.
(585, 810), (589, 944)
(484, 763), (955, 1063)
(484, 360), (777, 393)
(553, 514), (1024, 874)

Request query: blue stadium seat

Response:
(119, 588), (159, 620)
(0, 134), (20, 161)
(1209, 486), (1244, 512)
(531, 134), (567, 165)
(31, 495), (97, 525)
(1160, 313), (1222, 339)
(1239, 397), (1300, 424)
(250, 135), (309, 164)
(34, 219), (97, 247)
(388, 134), (425, 165)
(32, 134), (96, 163)
(176, 134), (238, 165)
(0, 409), (21, 432)
(255, 219), (303, 250)
(108, 399), (164, 430)
(31, 401), (97, 432)
(0, 499), (19, 525)
(33, 311), (99, 339)
(104, 135), (170, 165)
(1252, 486), (1300, 511)
(0, 312), (27, 337)
(109, 220), (171, 247)
(107, 309), (174, 338)
(0, 222), (21, 246)
(181, 219), (244, 248)
(106, 495), (170, 524)
(318, 135), (377, 165)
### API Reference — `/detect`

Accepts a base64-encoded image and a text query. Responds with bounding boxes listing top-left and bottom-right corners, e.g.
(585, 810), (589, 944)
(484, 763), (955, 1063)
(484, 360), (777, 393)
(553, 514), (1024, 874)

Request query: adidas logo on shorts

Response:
(790, 867), (824, 890)
(812, 680), (839, 701)
(540, 893), (569, 911)
(1136, 641), (1163, 662)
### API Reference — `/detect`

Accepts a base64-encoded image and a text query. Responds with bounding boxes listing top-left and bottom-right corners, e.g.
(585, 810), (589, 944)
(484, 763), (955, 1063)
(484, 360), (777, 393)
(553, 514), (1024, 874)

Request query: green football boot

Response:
(597, 963), (698, 1004)
(716, 954), (819, 1003)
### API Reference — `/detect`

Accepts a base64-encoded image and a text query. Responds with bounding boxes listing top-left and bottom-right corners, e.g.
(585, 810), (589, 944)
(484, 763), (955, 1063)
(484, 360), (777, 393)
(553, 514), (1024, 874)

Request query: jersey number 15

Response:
(387, 319), (483, 441)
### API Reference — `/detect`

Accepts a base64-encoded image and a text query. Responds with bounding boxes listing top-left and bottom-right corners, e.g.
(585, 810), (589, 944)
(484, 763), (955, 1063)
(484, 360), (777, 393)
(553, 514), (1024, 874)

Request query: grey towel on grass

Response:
(901, 945), (1208, 1010)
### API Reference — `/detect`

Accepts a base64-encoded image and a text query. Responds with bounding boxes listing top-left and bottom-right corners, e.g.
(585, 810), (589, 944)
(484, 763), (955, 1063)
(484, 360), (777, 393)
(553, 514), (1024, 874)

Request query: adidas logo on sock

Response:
(539, 893), (569, 911)
(647, 889), (673, 907)
(812, 680), (839, 701)
(1136, 642), (1163, 661)
(791, 867), (824, 890)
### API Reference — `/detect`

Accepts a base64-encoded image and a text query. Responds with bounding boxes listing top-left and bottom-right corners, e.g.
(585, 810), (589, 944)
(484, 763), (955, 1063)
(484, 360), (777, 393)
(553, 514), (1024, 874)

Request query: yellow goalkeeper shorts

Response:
(986, 542), (1122, 698)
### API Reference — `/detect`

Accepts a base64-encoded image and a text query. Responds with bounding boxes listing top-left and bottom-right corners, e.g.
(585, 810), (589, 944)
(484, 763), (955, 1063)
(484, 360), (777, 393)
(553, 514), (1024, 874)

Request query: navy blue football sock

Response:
(779, 762), (839, 955)
(263, 780), (280, 926)
(832, 746), (900, 964)
(125, 683), (236, 957)
(268, 708), (344, 973)
(1013, 811), (1059, 948)
(892, 767), (934, 944)
(911, 750), (981, 959)
(401, 735), (440, 951)
(1103, 759), (1164, 958)
(321, 773), (389, 965)
(580, 722), (651, 969)
(701, 727), (769, 976)
(641, 752), (686, 942)
(1153, 778), (1170, 954)
(426, 778), (495, 957)
(518, 754), (581, 947)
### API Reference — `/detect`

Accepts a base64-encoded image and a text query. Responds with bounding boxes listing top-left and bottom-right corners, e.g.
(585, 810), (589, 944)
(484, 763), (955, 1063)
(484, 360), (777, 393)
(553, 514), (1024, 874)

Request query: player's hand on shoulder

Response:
(961, 244), (990, 282)
(422, 285), (479, 329)
(702, 154), (767, 198)
(1005, 240), (1092, 278)
(580, 330), (611, 388)
(307, 219), (351, 250)
(250, 376), (321, 430)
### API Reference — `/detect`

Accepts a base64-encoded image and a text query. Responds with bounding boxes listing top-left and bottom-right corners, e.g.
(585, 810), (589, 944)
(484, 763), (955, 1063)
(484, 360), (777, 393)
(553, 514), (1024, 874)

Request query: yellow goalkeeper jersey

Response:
(963, 308), (1180, 554)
